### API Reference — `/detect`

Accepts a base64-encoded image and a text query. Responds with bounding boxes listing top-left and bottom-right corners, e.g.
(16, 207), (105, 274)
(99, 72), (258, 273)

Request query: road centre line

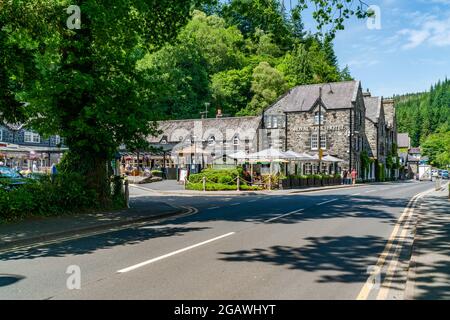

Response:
(231, 203), (240, 206)
(208, 206), (220, 210)
(264, 209), (304, 223)
(351, 193), (362, 196)
(356, 188), (434, 300)
(117, 232), (236, 273)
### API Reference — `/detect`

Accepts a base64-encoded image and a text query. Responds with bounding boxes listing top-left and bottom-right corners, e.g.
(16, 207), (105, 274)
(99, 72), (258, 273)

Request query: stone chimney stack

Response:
(216, 108), (223, 118)
(363, 89), (371, 97)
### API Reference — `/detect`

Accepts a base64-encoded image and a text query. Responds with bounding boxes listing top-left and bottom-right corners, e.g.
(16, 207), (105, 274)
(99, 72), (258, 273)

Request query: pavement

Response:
(1, 179), (444, 300)
(404, 183), (450, 300)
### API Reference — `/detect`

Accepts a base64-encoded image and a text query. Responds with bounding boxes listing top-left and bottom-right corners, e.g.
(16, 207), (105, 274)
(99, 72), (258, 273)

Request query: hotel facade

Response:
(144, 80), (398, 180)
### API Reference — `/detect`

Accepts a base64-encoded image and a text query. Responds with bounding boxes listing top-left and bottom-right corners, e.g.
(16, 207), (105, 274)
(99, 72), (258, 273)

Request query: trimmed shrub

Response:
(0, 173), (100, 223)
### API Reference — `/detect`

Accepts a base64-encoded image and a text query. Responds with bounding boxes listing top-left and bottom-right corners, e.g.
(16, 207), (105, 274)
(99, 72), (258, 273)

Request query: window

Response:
(265, 116), (272, 129)
(233, 136), (239, 146)
(55, 135), (61, 145)
(0, 129), (2, 142)
(314, 111), (325, 125)
(305, 163), (312, 175)
(272, 116), (278, 128)
(24, 131), (40, 143)
(320, 135), (327, 149)
(311, 133), (318, 150)
(208, 136), (215, 146)
(311, 133), (326, 150)
(223, 154), (227, 163)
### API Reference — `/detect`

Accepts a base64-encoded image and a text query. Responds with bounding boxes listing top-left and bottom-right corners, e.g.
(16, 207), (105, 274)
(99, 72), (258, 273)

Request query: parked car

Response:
(442, 170), (449, 180)
(0, 166), (28, 190)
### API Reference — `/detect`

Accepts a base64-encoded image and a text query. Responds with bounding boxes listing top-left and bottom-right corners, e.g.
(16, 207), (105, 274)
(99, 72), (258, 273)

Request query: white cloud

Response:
(398, 15), (450, 49)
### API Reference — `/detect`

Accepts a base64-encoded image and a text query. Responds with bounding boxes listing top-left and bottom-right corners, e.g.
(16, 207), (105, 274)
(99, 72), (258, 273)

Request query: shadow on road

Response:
(0, 189), (421, 267)
(0, 274), (25, 287)
(409, 195), (450, 299)
(218, 235), (387, 284)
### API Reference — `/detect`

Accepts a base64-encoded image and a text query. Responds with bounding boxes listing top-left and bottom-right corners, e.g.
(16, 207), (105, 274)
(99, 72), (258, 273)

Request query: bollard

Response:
(203, 176), (206, 192)
(237, 176), (240, 191)
(124, 179), (130, 208)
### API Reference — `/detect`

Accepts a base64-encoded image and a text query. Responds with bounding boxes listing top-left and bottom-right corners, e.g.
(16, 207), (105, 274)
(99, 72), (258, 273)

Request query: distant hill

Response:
(395, 78), (450, 147)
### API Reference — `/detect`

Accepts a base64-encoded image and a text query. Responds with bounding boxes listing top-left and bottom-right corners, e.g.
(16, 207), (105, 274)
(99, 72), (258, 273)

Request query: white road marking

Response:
(117, 232), (235, 273)
(351, 193), (361, 196)
(316, 199), (338, 206)
(265, 209), (304, 223)
(248, 199), (258, 203)
(231, 203), (240, 206)
(365, 189), (376, 193)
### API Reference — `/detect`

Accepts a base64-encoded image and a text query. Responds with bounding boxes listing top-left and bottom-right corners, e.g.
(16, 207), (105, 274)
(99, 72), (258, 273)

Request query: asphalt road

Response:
(0, 180), (436, 300)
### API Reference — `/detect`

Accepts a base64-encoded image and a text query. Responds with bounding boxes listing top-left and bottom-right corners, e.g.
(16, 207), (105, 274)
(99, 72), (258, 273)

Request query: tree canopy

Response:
(0, 0), (370, 204)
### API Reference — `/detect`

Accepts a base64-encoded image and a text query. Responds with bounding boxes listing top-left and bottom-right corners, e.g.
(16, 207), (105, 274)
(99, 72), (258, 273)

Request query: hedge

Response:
(0, 173), (108, 223)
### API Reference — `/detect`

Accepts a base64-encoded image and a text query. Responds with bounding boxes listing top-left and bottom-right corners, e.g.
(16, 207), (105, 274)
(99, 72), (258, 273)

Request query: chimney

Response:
(216, 108), (223, 118)
(363, 89), (371, 97)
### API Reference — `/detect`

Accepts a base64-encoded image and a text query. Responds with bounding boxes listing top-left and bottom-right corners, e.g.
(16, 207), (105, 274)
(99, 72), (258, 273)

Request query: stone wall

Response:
(286, 108), (351, 167)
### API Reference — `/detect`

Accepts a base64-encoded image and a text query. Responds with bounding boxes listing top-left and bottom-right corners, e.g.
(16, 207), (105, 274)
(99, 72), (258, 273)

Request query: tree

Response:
(422, 130), (450, 168)
(178, 10), (245, 74)
(0, 0), (203, 205)
(211, 67), (252, 116)
(238, 61), (287, 116)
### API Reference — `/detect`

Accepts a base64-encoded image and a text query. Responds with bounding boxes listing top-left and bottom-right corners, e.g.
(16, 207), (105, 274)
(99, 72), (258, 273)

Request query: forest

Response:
(140, 1), (352, 120)
(396, 79), (450, 168)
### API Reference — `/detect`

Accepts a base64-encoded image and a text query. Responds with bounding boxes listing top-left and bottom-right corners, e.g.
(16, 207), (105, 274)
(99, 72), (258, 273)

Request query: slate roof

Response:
(265, 80), (360, 114)
(364, 96), (382, 123)
(397, 133), (411, 148)
(148, 116), (262, 144)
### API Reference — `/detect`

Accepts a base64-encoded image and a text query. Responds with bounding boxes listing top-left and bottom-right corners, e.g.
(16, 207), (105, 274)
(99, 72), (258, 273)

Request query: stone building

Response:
(262, 80), (368, 177)
(364, 93), (386, 180)
(147, 80), (397, 181)
(147, 116), (262, 168)
(0, 122), (67, 169)
(383, 98), (399, 179)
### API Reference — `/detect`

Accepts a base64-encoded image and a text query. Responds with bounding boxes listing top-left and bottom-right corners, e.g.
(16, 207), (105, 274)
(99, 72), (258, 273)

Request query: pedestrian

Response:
(50, 163), (58, 183)
(342, 170), (348, 185)
(351, 168), (357, 185)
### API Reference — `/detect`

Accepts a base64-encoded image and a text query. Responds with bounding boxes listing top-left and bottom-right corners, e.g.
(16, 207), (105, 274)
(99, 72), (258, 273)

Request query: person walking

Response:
(342, 170), (348, 185)
(351, 168), (357, 185)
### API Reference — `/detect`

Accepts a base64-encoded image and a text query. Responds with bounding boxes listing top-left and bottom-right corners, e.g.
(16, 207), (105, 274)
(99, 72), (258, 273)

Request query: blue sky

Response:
(300, 0), (450, 97)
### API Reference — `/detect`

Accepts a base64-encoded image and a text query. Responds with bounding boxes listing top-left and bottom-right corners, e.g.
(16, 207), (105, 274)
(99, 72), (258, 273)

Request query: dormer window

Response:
(208, 136), (215, 146)
(314, 111), (325, 125)
(24, 131), (40, 143)
(233, 136), (239, 146)
(160, 135), (168, 144)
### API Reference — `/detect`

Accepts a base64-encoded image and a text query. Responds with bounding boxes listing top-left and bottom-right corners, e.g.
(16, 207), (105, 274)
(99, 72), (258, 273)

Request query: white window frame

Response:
(0, 129), (3, 142)
(233, 136), (239, 146)
(208, 136), (215, 146)
(311, 133), (319, 150)
(314, 111), (325, 125)
(320, 135), (327, 150)
(55, 135), (61, 145)
(24, 131), (40, 144)
(272, 116), (278, 129)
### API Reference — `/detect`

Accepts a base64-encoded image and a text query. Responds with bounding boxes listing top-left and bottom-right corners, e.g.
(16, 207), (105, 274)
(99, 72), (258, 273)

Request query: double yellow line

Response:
(356, 188), (434, 300)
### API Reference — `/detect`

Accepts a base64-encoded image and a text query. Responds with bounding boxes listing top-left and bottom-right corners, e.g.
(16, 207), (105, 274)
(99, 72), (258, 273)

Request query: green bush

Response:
(0, 173), (100, 223)
(186, 182), (262, 191)
(188, 168), (242, 185)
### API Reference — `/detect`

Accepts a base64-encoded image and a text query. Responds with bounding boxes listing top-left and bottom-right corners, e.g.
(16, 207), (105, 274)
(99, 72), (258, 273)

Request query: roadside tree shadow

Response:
(408, 195), (450, 299)
(0, 225), (209, 261)
(0, 274), (25, 287)
(219, 235), (387, 284)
